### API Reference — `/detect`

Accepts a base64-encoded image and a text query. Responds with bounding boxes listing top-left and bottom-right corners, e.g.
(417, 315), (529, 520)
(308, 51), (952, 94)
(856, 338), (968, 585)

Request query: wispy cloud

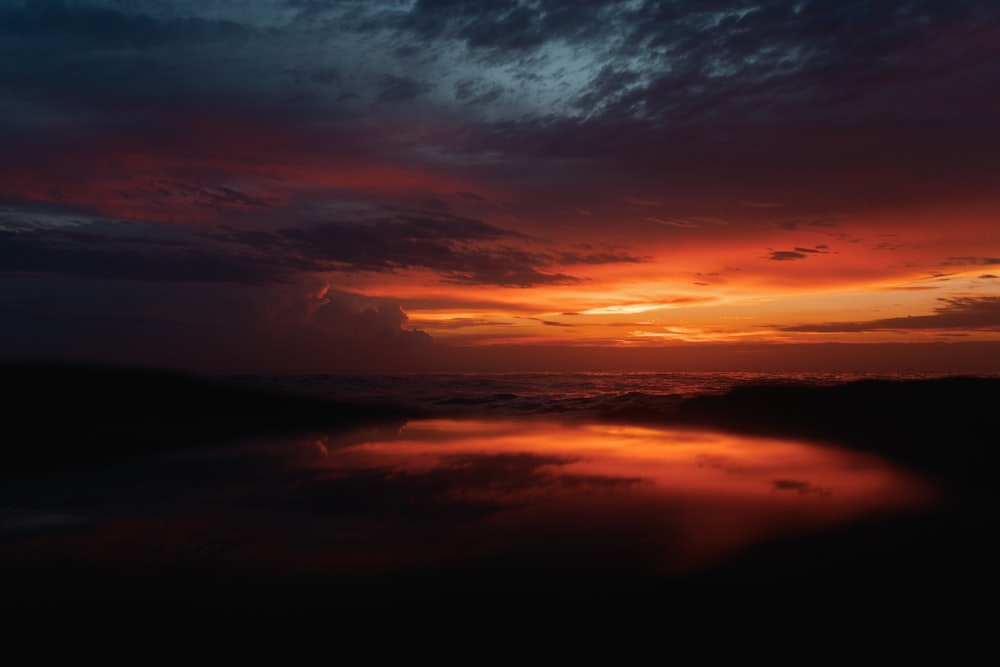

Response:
(781, 297), (1000, 333)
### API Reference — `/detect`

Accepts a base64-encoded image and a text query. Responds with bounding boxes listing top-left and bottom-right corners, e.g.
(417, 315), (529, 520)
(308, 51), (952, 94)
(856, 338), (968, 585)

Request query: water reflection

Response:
(0, 418), (935, 594)
(296, 418), (933, 575)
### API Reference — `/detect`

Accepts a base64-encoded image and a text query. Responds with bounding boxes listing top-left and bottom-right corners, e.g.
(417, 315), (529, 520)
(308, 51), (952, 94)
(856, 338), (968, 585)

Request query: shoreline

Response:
(4, 363), (996, 477)
(2, 363), (997, 608)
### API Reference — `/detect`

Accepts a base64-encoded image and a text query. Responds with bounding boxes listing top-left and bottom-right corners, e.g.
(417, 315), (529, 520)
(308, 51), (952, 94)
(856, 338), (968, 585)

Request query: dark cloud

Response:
(768, 250), (808, 261)
(309, 66), (340, 86)
(0, 224), (292, 284)
(557, 250), (648, 265)
(0, 2), (252, 115)
(437, 251), (578, 287)
(453, 78), (504, 106)
(147, 180), (283, 211)
(244, 215), (568, 287)
(218, 214), (642, 287)
(771, 479), (832, 496)
(767, 245), (830, 261)
(312, 298), (411, 336)
(423, 197), (449, 210)
(376, 74), (434, 104)
(942, 257), (1000, 266)
(289, 293), (431, 368)
(0, 273), (439, 371)
(775, 218), (843, 230)
(6, 1), (999, 129)
(419, 317), (515, 330)
(393, 0), (624, 52)
(0, 1), (245, 48)
(2, 0), (998, 219)
(435, 1), (1000, 212)
(781, 296), (1000, 333)
(1, 211), (644, 288)
(527, 318), (572, 327)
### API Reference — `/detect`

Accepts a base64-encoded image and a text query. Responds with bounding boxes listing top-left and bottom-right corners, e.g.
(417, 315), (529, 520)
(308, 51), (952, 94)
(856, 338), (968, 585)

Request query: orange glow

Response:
(0, 418), (938, 586)
(6, 111), (997, 368)
(307, 419), (934, 574)
(335, 195), (1000, 361)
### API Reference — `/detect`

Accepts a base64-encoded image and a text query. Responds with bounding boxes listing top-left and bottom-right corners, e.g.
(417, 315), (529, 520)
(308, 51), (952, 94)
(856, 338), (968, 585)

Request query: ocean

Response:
(223, 369), (997, 418)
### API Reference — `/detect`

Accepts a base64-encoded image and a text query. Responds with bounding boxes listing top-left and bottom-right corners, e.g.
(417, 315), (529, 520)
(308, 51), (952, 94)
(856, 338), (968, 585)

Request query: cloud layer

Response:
(1, 1), (998, 369)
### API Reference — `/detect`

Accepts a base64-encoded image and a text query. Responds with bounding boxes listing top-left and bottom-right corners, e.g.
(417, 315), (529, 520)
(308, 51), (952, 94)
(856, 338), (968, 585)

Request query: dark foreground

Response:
(2, 364), (997, 615)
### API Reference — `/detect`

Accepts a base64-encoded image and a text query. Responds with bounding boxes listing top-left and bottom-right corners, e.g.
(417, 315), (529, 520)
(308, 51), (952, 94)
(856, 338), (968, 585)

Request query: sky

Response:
(1, 0), (999, 372)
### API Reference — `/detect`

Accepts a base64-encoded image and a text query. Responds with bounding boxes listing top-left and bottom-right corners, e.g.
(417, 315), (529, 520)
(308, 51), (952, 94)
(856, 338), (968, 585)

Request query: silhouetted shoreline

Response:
(2, 362), (417, 471)
(5, 363), (995, 478)
(670, 376), (998, 491)
(2, 363), (997, 612)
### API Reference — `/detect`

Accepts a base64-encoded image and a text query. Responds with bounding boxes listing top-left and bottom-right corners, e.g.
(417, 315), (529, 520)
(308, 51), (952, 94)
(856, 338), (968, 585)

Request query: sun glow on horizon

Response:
(395, 257), (1000, 354)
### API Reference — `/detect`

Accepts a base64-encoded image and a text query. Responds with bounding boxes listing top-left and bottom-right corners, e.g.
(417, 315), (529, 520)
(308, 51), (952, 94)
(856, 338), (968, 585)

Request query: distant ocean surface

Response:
(223, 370), (1000, 419)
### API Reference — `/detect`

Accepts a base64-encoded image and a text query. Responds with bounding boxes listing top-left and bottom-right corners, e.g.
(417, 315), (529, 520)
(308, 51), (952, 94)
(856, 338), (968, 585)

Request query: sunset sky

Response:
(2, 0), (998, 372)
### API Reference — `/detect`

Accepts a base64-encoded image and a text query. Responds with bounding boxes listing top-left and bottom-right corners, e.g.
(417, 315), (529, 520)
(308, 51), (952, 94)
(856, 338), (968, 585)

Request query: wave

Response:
(224, 369), (1000, 420)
